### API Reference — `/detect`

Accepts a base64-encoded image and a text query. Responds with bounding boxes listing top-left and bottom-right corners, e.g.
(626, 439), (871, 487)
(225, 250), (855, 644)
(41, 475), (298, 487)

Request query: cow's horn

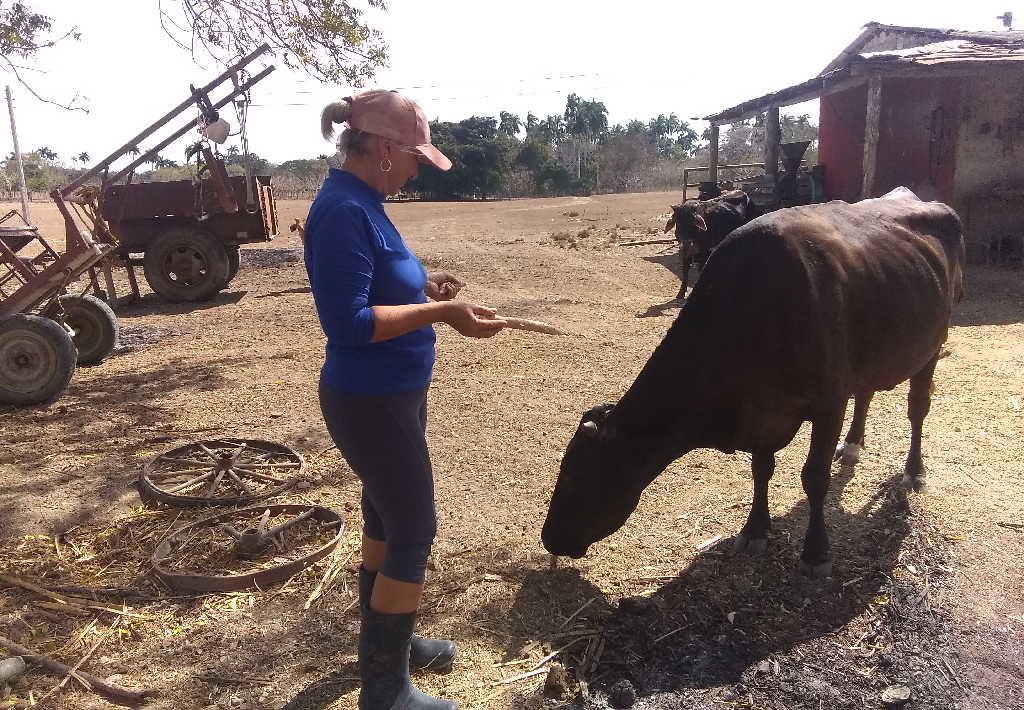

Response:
(581, 420), (599, 437)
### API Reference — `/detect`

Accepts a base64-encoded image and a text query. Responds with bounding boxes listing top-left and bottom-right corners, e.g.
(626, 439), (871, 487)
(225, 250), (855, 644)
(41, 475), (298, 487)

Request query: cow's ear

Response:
(663, 215), (676, 233)
(693, 213), (708, 231)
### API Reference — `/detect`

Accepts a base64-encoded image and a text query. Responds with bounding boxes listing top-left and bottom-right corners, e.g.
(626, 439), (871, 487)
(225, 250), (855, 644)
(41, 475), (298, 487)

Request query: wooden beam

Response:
(708, 125), (720, 184)
(861, 75), (883, 199)
(61, 43), (272, 196)
(764, 105), (781, 183)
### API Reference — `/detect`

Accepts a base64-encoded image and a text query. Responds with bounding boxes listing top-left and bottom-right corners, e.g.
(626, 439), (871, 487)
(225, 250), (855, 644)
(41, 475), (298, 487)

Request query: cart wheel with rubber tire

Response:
(226, 246), (241, 284)
(60, 294), (119, 365)
(143, 227), (231, 302)
(0, 313), (77, 406)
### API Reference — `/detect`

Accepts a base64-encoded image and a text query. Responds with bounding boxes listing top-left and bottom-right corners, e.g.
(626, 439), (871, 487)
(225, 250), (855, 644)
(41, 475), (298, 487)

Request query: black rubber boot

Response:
(358, 605), (458, 710)
(359, 567), (456, 674)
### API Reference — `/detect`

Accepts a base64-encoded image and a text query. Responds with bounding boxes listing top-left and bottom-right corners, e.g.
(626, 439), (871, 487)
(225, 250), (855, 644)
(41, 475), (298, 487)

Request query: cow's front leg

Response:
(902, 352), (939, 491)
(734, 451), (775, 555)
(800, 405), (845, 577)
(675, 255), (691, 300)
(834, 392), (874, 467)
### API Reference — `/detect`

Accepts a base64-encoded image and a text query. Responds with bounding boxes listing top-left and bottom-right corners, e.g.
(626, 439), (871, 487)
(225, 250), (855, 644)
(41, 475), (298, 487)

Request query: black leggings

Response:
(318, 379), (436, 584)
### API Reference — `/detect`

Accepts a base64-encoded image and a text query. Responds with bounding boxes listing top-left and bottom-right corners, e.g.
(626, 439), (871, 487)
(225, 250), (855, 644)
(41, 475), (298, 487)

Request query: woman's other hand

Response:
(443, 302), (506, 338)
(426, 271), (465, 301)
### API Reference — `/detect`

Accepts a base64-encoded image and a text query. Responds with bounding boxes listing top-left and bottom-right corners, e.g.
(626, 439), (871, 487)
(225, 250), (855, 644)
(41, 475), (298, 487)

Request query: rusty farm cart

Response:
(0, 46), (278, 404)
(68, 44), (279, 303)
(0, 200), (120, 405)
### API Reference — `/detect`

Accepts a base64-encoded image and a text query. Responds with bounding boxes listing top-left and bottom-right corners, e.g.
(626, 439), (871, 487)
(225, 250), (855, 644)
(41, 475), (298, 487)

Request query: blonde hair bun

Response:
(321, 98), (353, 140)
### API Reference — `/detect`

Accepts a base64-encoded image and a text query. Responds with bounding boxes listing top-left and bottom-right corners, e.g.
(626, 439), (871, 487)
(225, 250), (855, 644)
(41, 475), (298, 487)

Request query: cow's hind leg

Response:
(734, 451), (775, 555)
(834, 392), (874, 467)
(902, 352), (939, 492)
(800, 404), (845, 578)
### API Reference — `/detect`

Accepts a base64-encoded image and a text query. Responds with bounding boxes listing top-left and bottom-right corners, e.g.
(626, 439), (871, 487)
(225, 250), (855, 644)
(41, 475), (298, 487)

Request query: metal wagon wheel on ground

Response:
(47, 294), (119, 366)
(151, 504), (345, 592)
(138, 437), (305, 507)
(0, 313), (77, 405)
(143, 227), (231, 302)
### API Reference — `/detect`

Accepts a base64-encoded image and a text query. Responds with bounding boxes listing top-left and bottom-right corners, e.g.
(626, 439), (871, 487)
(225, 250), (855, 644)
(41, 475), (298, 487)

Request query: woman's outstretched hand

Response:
(443, 302), (506, 338)
(426, 271), (465, 301)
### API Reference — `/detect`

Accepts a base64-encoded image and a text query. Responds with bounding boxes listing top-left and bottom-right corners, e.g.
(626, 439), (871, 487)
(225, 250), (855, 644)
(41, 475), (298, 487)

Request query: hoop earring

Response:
(379, 158), (392, 173)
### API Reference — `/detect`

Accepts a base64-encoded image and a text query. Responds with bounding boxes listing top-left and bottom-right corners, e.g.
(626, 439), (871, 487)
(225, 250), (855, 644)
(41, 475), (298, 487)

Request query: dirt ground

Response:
(1, 192), (1022, 710)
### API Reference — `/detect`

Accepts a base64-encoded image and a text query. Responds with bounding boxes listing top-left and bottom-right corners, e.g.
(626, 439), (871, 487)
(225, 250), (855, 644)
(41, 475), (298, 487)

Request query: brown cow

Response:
(544, 188), (965, 577)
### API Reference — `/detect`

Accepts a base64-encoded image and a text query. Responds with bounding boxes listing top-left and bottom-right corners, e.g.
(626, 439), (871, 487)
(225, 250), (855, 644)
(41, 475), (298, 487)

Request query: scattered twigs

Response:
(0, 635), (154, 705)
(560, 597), (598, 628)
(490, 667), (546, 686)
(529, 637), (585, 672)
(32, 632), (107, 706)
(618, 238), (677, 247)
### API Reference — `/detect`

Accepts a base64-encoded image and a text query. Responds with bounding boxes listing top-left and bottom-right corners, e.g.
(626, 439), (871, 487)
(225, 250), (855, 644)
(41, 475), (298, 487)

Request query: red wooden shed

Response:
(703, 22), (1024, 263)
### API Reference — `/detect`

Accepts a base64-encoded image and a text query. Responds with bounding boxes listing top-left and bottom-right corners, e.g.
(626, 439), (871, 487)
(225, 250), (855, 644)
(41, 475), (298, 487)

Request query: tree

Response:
(159, 0), (388, 85)
(0, 3), (83, 110)
(35, 146), (57, 162)
(1, 1), (388, 110)
(76, 151), (91, 165)
(498, 111), (521, 138)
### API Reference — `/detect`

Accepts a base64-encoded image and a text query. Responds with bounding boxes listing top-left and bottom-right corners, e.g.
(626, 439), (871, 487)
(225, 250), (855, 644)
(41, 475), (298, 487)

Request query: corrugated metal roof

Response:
(859, 39), (1024, 64)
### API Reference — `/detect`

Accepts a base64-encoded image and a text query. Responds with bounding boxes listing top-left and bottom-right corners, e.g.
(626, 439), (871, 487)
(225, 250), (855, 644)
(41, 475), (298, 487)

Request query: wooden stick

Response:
(0, 635), (154, 705)
(0, 575), (74, 606)
(490, 667), (546, 686)
(497, 317), (566, 336)
(32, 634), (105, 705)
(618, 238), (677, 247)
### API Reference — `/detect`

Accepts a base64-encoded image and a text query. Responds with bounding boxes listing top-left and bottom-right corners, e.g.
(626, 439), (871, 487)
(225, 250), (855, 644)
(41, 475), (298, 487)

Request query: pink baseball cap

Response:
(349, 90), (452, 171)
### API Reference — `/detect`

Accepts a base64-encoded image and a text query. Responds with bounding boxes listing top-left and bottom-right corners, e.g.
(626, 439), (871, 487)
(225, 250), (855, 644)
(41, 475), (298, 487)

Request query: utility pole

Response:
(6, 85), (31, 223)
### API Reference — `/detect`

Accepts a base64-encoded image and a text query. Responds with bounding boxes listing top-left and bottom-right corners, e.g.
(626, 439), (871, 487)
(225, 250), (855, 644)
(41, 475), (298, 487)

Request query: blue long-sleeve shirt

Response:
(304, 169), (436, 394)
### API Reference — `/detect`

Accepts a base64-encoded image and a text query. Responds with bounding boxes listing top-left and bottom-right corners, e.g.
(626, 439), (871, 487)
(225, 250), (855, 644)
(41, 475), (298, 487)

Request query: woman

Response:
(305, 89), (503, 710)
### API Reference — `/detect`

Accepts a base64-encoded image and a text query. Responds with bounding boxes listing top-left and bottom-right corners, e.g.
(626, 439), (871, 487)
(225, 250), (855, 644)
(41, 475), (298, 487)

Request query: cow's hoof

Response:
(799, 558), (832, 578)
(901, 472), (928, 492)
(733, 533), (768, 555)
(834, 442), (863, 467)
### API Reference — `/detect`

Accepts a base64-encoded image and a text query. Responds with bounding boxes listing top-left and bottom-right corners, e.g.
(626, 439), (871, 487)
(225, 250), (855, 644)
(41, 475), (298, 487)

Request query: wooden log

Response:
(862, 75), (882, 199)
(708, 125), (720, 184)
(0, 635), (154, 706)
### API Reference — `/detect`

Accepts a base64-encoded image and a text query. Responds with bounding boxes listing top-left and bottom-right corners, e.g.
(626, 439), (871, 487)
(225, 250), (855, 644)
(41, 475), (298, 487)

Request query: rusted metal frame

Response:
(60, 43), (272, 197)
(107, 65), (276, 186)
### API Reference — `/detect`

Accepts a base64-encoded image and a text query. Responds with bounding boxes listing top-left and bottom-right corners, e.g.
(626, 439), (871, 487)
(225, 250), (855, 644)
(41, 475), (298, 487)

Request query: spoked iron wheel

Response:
(151, 504), (345, 592)
(138, 438), (304, 507)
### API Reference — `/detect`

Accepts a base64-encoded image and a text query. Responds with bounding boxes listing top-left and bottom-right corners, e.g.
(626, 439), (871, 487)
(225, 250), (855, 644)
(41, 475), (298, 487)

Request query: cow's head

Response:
(664, 200), (709, 246)
(542, 403), (678, 558)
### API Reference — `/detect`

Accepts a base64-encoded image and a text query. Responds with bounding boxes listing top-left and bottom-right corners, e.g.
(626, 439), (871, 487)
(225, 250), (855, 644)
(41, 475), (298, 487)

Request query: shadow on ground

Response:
(472, 464), (967, 709)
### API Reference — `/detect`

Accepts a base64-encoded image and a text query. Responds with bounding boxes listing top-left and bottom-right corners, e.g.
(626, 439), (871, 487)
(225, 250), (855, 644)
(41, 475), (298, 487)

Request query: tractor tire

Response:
(0, 313), (77, 406)
(143, 227), (230, 302)
(226, 246), (241, 284)
(60, 294), (119, 365)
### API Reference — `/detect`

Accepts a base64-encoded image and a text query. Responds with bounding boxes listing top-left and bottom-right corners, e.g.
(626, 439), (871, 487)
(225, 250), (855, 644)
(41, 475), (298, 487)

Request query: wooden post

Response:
(6, 86), (30, 223)
(862, 75), (882, 199)
(764, 105), (781, 185)
(708, 125), (720, 184)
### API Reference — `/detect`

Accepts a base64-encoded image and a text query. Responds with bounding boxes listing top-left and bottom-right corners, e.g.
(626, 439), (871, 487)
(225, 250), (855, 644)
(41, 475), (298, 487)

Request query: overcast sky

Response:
(4, 0), (1016, 166)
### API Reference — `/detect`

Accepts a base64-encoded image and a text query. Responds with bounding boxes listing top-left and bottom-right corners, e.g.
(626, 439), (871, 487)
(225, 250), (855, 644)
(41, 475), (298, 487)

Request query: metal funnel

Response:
(780, 141), (811, 174)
